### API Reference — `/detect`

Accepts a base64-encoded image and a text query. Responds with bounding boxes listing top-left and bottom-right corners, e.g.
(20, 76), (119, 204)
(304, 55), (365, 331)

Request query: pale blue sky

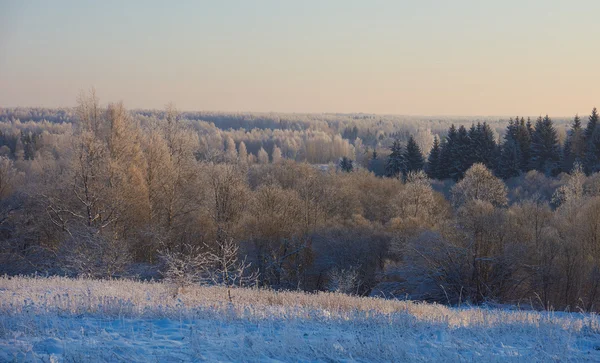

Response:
(0, 0), (599, 115)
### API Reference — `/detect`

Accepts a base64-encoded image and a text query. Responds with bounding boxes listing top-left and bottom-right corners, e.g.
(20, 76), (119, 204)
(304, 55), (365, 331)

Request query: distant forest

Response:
(0, 92), (599, 312)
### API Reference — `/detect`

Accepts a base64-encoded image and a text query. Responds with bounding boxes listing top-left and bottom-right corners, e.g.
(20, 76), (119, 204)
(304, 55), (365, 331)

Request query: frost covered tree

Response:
(224, 136), (238, 163)
(271, 145), (282, 164)
(451, 163), (507, 208)
(238, 141), (248, 165)
(552, 163), (585, 208)
(257, 147), (269, 164)
(393, 171), (436, 223)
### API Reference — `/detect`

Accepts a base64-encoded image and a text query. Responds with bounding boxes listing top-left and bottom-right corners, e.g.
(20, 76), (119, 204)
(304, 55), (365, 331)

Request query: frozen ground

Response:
(1, 277), (599, 362)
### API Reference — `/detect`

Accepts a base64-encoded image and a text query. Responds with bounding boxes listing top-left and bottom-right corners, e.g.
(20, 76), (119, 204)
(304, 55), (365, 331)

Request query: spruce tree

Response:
(516, 117), (532, 172)
(339, 156), (353, 172)
(468, 123), (480, 166)
(438, 125), (457, 179)
(584, 108), (600, 174)
(585, 107), (598, 140)
(526, 117), (534, 138)
(385, 139), (405, 178)
(563, 114), (585, 173)
(586, 128), (600, 174)
(404, 135), (425, 174)
(498, 136), (521, 179)
(426, 136), (441, 179)
(450, 125), (471, 180)
(530, 115), (561, 176)
(478, 122), (498, 170)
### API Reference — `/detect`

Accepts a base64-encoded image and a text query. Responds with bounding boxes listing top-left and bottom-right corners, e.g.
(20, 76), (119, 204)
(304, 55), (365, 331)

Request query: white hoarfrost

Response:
(0, 276), (599, 362)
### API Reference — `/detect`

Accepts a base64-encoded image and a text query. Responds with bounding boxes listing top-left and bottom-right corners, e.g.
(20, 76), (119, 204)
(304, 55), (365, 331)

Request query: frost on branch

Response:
(159, 236), (258, 300)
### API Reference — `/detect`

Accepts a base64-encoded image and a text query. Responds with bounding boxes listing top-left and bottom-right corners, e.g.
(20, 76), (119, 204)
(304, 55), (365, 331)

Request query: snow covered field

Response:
(1, 277), (599, 362)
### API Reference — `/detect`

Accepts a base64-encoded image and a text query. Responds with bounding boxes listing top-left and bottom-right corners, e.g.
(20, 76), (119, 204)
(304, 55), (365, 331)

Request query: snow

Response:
(1, 277), (599, 362)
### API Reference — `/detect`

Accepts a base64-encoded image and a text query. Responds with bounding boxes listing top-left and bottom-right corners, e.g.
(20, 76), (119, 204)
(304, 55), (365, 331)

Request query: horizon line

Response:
(0, 105), (586, 120)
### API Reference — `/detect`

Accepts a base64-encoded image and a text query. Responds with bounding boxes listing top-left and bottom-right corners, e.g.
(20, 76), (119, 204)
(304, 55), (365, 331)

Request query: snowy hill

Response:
(1, 276), (599, 362)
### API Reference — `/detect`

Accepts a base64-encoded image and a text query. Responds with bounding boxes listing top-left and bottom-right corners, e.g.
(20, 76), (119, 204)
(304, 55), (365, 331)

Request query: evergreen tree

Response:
(339, 156), (353, 172)
(585, 107), (598, 140)
(438, 125), (457, 179)
(498, 136), (521, 179)
(584, 108), (600, 174)
(573, 113), (582, 129)
(450, 125), (471, 180)
(526, 117), (534, 136)
(426, 136), (441, 179)
(530, 115), (561, 176)
(404, 135), (425, 174)
(516, 117), (532, 172)
(467, 124), (479, 166)
(385, 139), (405, 178)
(586, 129), (600, 174)
(562, 114), (585, 173)
(476, 122), (498, 170)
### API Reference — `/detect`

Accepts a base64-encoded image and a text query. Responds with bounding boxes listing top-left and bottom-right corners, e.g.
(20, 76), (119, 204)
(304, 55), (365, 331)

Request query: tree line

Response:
(372, 109), (600, 183)
(1, 92), (600, 312)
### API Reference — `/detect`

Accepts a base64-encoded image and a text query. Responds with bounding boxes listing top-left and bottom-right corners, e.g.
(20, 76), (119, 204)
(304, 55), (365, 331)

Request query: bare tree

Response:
(203, 236), (258, 302)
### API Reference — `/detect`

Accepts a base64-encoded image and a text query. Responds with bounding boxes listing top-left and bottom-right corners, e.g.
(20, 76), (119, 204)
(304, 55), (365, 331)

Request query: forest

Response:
(1, 90), (600, 312)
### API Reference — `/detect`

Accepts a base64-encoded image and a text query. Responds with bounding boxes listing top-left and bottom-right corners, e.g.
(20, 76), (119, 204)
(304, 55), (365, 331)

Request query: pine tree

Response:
(404, 135), (425, 174)
(426, 136), (441, 179)
(530, 115), (561, 176)
(385, 139), (405, 178)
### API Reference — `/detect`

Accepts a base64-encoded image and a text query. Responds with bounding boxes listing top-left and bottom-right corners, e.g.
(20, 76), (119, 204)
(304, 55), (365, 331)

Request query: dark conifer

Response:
(438, 125), (457, 179)
(530, 115), (561, 176)
(584, 108), (600, 174)
(563, 114), (585, 173)
(339, 156), (353, 172)
(498, 136), (521, 179)
(426, 136), (441, 179)
(585, 107), (598, 140)
(450, 125), (471, 180)
(385, 139), (405, 178)
(404, 135), (425, 174)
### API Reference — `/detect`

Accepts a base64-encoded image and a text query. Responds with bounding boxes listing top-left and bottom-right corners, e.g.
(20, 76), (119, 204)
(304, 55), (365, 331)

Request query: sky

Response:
(0, 0), (599, 116)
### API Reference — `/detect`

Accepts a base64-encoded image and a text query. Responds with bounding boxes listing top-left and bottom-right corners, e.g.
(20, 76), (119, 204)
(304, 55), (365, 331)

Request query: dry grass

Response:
(1, 276), (599, 362)
(1, 275), (598, 331)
